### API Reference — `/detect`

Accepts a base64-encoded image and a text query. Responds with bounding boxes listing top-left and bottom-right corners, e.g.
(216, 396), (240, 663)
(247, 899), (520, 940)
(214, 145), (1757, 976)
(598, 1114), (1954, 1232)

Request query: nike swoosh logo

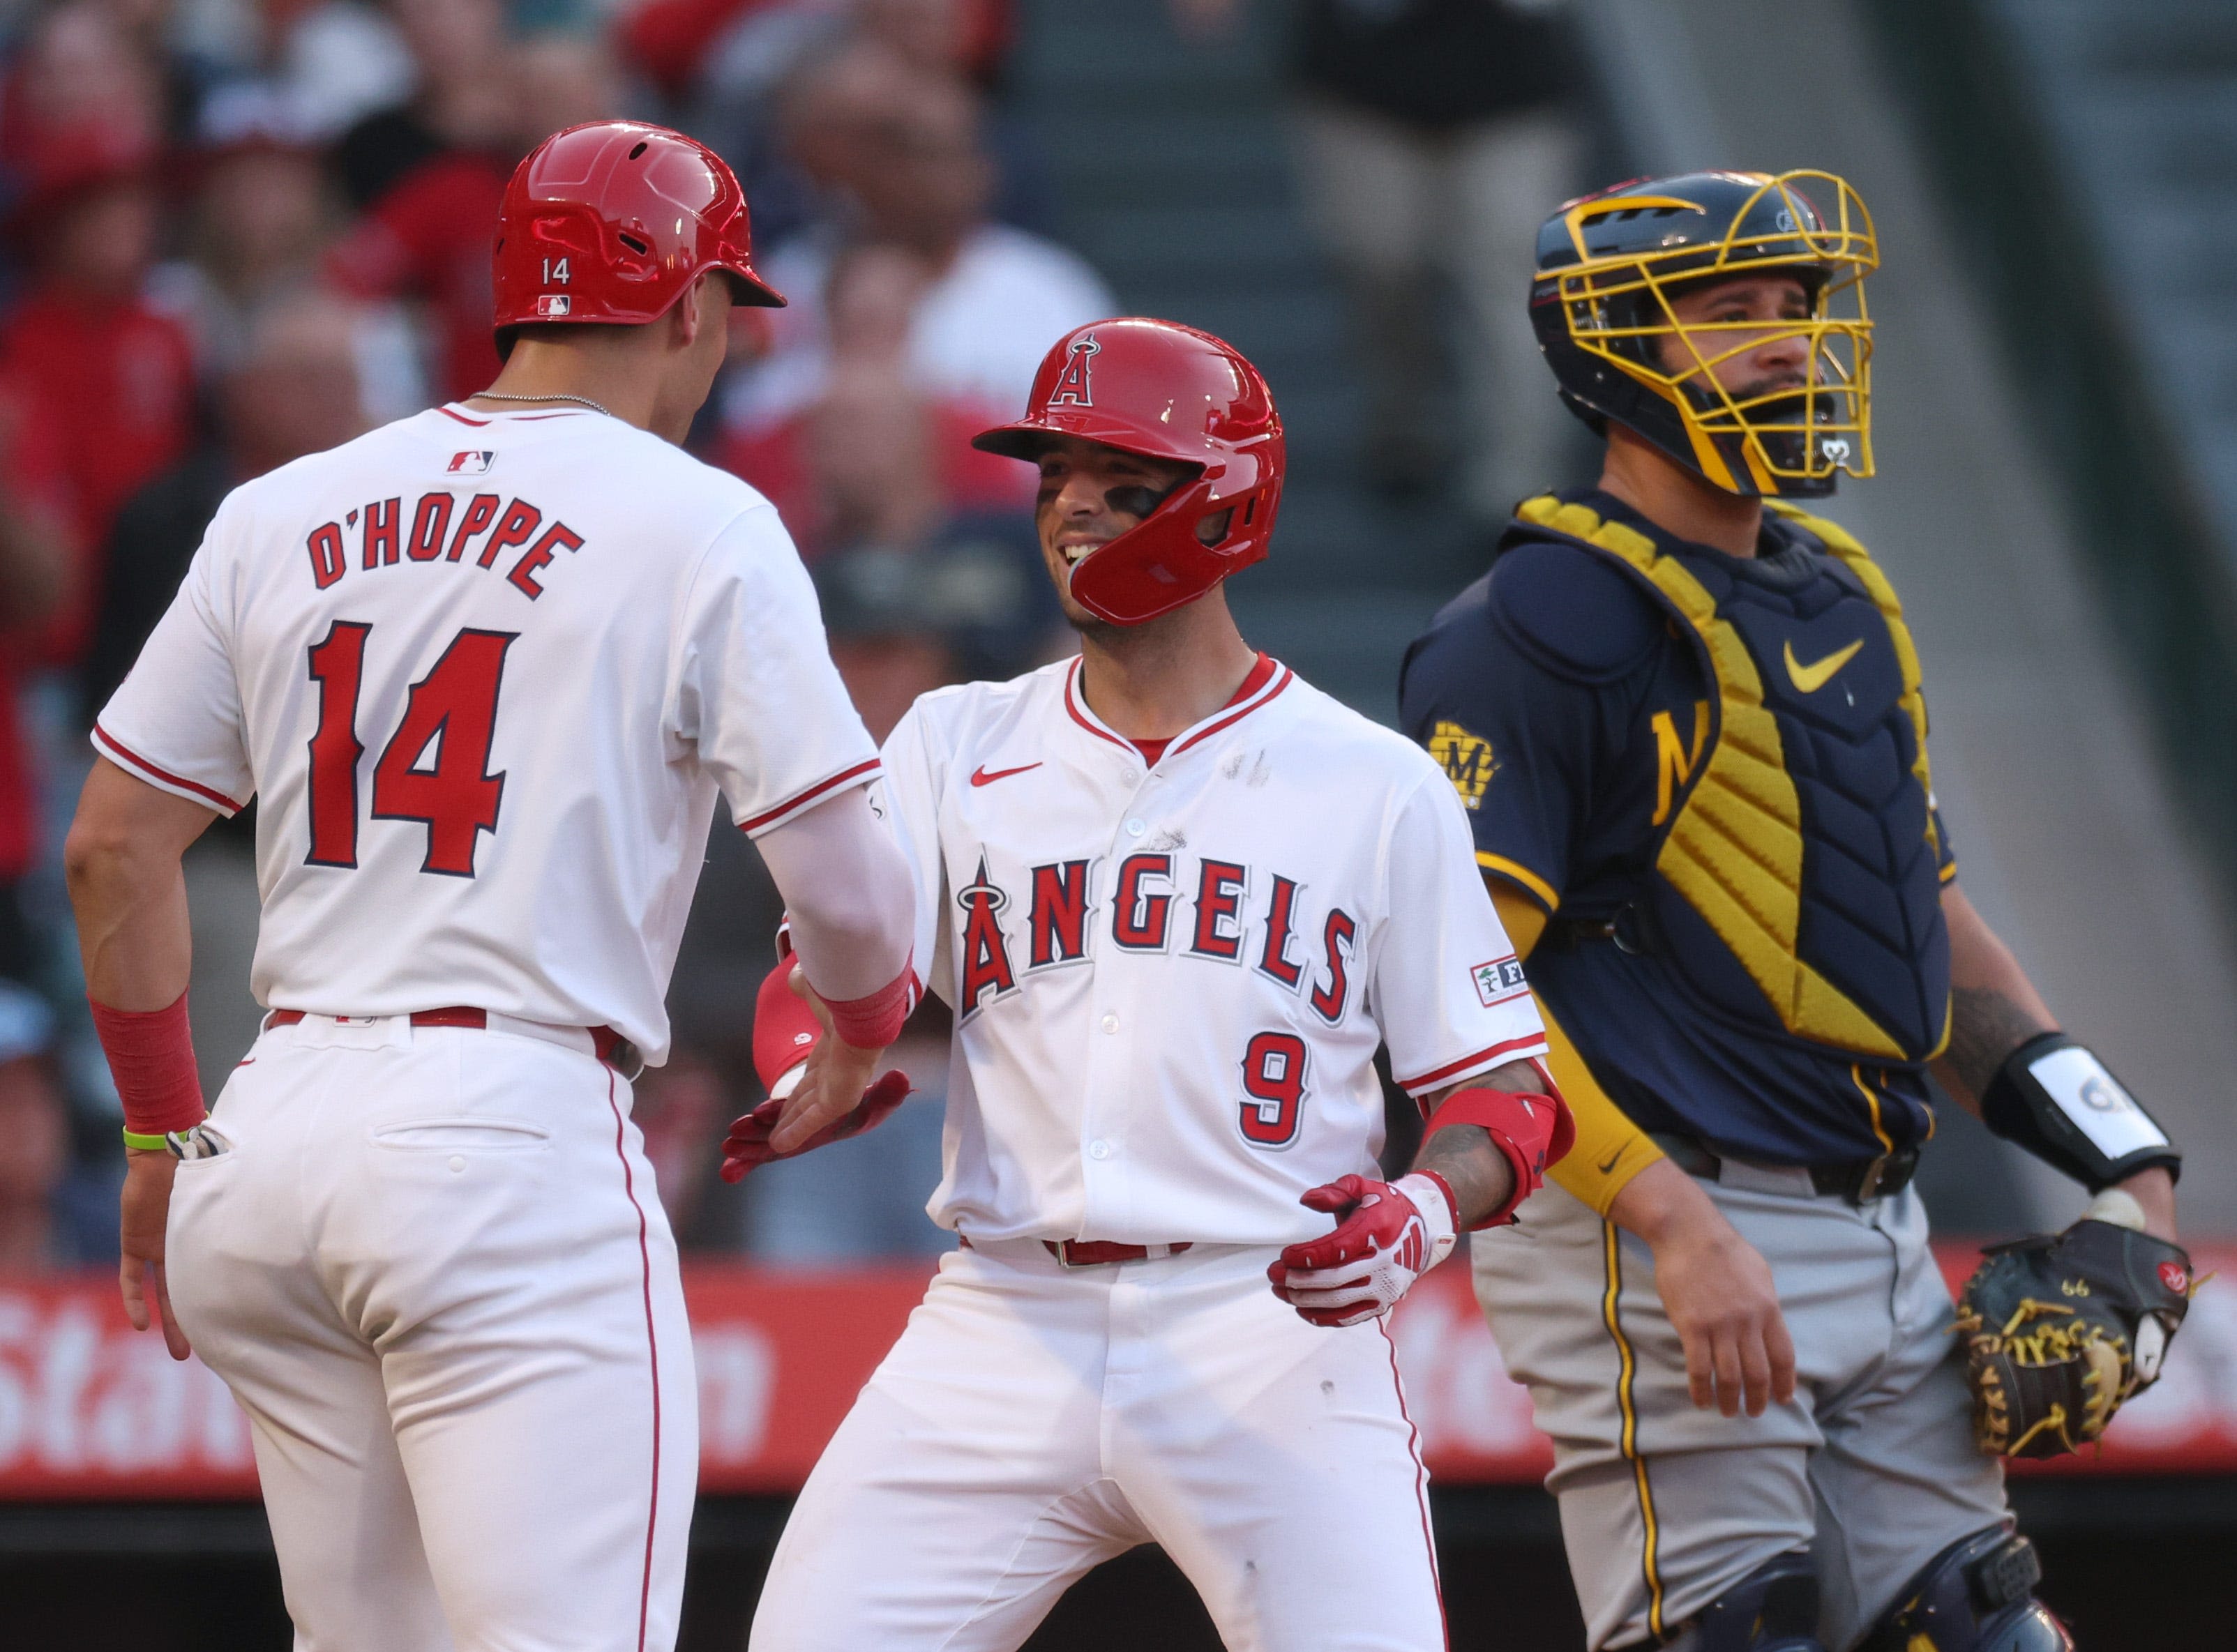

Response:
(1597, 1145), (1625, 1176)
(1784, 637), (1865, 694)
(970, 761), (1043, 787)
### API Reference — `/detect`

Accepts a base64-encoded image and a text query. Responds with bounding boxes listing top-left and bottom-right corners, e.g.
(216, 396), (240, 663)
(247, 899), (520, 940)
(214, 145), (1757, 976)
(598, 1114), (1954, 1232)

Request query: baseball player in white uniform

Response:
(63, 123), (918, 1652)
(737, 318), (1576, 1651)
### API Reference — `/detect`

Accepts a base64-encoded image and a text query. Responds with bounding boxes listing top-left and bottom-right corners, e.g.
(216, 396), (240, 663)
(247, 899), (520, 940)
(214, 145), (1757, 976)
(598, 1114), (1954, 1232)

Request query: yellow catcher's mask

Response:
(1529, 170), (1876, 499)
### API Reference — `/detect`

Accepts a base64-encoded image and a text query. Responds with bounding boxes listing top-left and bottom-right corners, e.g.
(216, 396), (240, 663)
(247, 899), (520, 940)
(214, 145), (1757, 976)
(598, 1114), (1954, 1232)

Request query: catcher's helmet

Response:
(1531, 169), (1875, 498)
(492, 121), (783, 358)
(973, 318), (1283, 626)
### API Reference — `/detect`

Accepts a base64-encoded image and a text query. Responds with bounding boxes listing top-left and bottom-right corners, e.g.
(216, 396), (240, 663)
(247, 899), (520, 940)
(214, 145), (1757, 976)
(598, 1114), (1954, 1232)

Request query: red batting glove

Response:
(751, 953), (822, 1099)
(1267, 1172), (1459, 1328)
(718, 1070), (911, 1182)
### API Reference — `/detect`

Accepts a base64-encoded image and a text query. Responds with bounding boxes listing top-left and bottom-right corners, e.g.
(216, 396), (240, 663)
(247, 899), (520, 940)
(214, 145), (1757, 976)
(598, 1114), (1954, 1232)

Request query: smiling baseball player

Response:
(63, 121), (916, 1652)
(739, 317), (1572, 1652)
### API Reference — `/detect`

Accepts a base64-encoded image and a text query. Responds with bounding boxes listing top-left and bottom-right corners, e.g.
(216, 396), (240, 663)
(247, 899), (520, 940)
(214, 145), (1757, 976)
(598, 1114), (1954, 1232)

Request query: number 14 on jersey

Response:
(305, 621), (518, 877)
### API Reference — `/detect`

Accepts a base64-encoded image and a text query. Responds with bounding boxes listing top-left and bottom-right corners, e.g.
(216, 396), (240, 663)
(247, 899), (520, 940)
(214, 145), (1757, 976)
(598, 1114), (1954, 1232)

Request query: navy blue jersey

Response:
(1400, 488), (1955, 1167)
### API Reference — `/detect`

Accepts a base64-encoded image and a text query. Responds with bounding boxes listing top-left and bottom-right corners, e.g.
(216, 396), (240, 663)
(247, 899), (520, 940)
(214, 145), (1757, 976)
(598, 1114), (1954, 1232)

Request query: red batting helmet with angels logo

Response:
(492, 121), (784, 356)
(974, 318), (1285, 625)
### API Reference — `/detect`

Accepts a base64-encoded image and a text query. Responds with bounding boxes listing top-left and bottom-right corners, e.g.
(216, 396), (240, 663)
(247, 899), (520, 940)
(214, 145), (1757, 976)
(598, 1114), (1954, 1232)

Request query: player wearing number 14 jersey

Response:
(64, 123), (917, 1652)
(745, 319), (1573, 1652)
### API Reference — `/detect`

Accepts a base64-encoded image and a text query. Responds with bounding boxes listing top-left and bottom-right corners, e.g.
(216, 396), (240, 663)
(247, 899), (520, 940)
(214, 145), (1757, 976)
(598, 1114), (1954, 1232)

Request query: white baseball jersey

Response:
(94, 402), (878, 1063)
(877, 653), (1547, 1246)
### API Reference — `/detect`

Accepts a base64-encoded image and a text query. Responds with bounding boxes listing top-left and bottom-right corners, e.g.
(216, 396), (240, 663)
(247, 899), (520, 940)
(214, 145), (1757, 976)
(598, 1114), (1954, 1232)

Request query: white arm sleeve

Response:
(868, 696), (954, 1008)
(1374, 771), (1549, 1097)
(753, 785), (915, 1002)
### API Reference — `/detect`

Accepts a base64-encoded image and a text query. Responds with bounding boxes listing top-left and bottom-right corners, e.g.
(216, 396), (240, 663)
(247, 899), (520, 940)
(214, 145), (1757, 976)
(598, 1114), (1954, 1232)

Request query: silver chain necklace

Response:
(467, 391), (614, 418)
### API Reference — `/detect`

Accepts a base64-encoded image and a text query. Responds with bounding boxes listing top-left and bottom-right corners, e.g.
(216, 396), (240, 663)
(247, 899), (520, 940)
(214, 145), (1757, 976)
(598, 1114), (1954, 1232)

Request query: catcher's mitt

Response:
(1954, 1218), (2194, 1459)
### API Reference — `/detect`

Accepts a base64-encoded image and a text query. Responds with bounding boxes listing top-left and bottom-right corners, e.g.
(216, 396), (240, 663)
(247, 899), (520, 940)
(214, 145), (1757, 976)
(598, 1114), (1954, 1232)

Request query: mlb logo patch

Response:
(1471, 955), (1528, 1008)
(536, 294), (571, 317)
(448, 451), (495, 475)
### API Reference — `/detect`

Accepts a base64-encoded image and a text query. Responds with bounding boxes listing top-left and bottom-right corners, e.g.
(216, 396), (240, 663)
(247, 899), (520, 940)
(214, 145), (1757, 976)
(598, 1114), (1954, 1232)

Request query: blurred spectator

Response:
(320, 0), (518, 402)
(0, 983), (110, 1271)
(1296, 0), (1583, 515)
(512, 26), (632, 153)
(1184, 0), (1586, 518)
(721, 244), (1039, 550)
(618, 0), (1038, 245)
(84, 291), (368, 718)
(0, 142), (196, 663)
(151, 105), (428, 418)
(174, 0), (418, 148)
(331, 0), (517, 209)
(720, 50), (1111, 504)
(813, 527), (1055, 739)
(624, 0), (1014, 100)
(0, 383), (70, 968)
(2, 3), (167, 185)
(163, 135), (333, 368)
(323, 3), (631, 406)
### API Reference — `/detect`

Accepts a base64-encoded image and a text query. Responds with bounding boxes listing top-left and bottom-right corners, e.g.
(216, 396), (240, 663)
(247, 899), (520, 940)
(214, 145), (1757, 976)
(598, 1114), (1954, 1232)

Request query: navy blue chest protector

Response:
(1515, 494), (1952, 1063)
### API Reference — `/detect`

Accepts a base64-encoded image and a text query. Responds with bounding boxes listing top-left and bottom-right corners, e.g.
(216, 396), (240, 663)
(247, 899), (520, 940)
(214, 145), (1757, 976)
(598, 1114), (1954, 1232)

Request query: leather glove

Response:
(1267, 1172), (1457, 1328)
(1956, 1215), (2194, 1457)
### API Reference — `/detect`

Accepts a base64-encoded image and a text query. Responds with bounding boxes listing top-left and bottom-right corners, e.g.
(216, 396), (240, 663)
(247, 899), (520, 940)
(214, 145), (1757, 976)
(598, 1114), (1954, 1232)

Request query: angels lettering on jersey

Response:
(953, 849), (1358, 1027)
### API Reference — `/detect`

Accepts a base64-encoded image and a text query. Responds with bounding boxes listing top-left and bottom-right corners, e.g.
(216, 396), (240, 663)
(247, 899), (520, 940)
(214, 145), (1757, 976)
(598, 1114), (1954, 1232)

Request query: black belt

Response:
(1650, 1131), (1918, 1206)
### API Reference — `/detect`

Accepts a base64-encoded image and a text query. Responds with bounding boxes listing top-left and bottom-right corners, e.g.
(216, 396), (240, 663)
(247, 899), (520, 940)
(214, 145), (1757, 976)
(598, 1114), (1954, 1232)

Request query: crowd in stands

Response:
(0, 0), (1108, 1271)
(0, 0), (1597, 1273)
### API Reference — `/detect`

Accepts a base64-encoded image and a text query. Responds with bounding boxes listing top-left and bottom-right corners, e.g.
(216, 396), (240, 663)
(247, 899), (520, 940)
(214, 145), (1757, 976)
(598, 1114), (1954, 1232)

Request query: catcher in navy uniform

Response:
(1399, 172), (2192, 1652)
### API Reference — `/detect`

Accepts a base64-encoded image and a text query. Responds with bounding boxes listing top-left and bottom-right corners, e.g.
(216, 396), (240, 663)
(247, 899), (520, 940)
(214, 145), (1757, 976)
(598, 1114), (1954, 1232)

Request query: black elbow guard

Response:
(1980, 1032), (2180, 1191)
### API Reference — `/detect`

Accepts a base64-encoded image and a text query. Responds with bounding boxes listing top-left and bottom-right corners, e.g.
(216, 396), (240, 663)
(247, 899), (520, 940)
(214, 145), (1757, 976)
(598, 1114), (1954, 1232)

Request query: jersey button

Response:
(1101, 1013), (1120, 1033)
(1124, 818), (1146, 838)
(1088, 1139), (1112, 1160)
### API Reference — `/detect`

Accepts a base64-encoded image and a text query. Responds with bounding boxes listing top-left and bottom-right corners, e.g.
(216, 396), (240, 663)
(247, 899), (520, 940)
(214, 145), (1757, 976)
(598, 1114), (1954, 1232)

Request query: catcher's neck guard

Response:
(1530, 169), (1876, 499)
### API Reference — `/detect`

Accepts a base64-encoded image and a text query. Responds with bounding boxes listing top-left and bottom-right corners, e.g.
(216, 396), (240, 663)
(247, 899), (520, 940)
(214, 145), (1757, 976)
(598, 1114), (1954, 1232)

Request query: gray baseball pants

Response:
(1472, 1169), (2010, 1650)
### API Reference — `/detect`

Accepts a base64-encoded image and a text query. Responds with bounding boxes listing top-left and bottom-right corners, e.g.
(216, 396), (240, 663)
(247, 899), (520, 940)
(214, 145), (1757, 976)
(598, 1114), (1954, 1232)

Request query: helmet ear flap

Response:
(1068, 470), (1276, 626)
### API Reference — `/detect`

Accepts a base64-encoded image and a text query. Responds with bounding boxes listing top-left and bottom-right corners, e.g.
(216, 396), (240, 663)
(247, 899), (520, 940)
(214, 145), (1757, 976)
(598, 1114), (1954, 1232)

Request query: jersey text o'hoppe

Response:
(305, 491), (587, 601)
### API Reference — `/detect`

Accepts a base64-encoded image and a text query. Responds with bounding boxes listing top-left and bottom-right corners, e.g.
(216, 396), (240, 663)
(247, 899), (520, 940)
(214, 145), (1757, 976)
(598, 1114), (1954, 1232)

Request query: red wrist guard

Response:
(823, 962), (917, 1049)
(1422, 1080), (1574, 1229)
(89, 990), (206, 1136)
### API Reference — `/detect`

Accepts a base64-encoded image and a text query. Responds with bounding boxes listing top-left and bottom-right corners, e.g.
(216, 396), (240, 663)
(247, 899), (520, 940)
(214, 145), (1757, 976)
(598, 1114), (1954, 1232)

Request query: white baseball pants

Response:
(749, 1238), (1446, 1652)
(167, 1014), (696, 1652)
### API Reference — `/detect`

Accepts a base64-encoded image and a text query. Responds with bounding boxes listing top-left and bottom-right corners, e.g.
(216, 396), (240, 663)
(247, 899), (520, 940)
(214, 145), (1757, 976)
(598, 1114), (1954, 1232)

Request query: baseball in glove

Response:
(1954, 1217), (2194, 1459)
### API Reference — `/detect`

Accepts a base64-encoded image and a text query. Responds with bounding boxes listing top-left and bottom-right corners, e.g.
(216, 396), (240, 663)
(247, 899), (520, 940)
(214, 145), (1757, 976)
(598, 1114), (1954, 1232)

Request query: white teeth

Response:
(1062, 544), (1095, 565)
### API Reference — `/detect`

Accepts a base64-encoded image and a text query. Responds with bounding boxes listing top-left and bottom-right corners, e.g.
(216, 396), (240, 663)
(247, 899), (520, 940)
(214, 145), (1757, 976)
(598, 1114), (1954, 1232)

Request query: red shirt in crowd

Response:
(0, 287), (195, 665)
(324, 150), (509, 404)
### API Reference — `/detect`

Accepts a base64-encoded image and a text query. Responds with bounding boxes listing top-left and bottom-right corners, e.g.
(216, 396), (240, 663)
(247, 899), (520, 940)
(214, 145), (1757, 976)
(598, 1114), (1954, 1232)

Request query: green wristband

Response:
(121, 1127), (171, 1153)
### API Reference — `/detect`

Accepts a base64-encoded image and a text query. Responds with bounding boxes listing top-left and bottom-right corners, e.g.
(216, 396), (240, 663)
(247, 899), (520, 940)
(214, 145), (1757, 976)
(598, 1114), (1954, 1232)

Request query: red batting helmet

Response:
(492, 121), (783, 356)
(973, 318), (1284, 626)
